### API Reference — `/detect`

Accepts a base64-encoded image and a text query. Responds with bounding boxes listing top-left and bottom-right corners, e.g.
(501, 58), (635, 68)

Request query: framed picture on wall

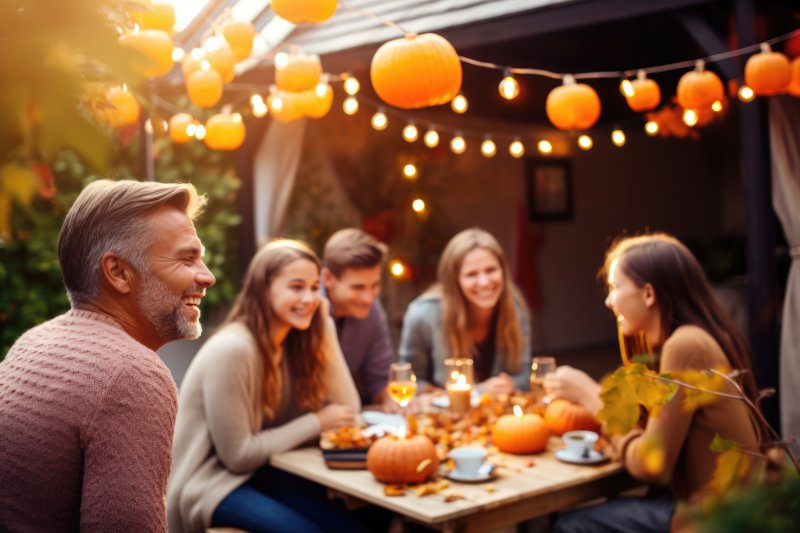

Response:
(526, 158), (573, 222)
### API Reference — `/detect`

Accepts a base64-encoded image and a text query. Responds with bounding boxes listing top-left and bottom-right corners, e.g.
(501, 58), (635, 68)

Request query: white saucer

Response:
(445, 462), (496, 482)
(555, 448), (609, 465)
(431, 393), (480, 409)
(361, 410), (404, 427)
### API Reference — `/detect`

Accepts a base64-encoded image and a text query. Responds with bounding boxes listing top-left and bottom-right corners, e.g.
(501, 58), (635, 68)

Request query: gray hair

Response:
(58, 179), (206, 306)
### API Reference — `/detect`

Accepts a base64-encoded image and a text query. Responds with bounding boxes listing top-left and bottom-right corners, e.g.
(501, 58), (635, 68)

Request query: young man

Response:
(322, 228), (395, 409)
(0, 180), (216, 531)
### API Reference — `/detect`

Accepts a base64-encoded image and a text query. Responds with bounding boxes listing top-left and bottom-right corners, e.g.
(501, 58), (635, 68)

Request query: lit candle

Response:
(447, 373), (472, 414)
(492, 405), (549, 454)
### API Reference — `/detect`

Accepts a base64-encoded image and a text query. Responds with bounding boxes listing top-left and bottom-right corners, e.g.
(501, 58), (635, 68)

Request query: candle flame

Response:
(456, 373), (467, 386)
(513, 405), (523, 417)
(397, 425), (407, 439)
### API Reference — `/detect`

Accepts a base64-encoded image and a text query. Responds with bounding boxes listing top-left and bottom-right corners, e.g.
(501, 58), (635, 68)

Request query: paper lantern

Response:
(275, 52), (322, 92)
(118, 30), (174, 78)
(222, 20), (256, 62)
(788, 58), (800, 97)
(271, 0), (337, 24)
(366, 434), (438, 484)
(677, 61), (724, 109)
(745, 43), (791, 96)
(169, 113), (195, 143)
(370, 33), (462, 109)
(625, 70), (661, 112)
(545, 75), (601, 130)
(186, 68), (223, 108)
(104, 86), (140, 128)
(131, 1), (176, 33)
(491, 406), (549, 454)
(544, 400), (601, 436)
(204, 113), (245, 151)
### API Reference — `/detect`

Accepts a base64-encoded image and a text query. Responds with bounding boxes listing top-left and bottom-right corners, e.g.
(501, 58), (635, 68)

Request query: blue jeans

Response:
(552, 492), (676, 533)
(212, 465), (375, 533)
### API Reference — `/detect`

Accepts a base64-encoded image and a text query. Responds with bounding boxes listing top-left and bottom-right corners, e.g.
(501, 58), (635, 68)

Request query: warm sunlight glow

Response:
(173, 0), (211, 32)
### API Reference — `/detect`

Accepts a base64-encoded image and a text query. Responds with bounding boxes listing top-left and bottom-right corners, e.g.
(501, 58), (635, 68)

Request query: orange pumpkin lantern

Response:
(222, 20), (256, 62)
(275, 51), (322, 92)
(677, 61), (724, 109)
(183, 38), (236, 83)
(271, 0), (338, 24)
(267, 87), (304, 122)
(492, 406), (549, 454)
(131, 1), (176, 33)
(545, 75), (601, 130)
(366, 434), (439, 484)
(118, 29), (174, 78)
(169, 113), (195, 143)
(625, 70), (661, 112)
(105, 86), (140, 128)
(788, 58), (800, 97)
(745, 43), (791, 96)
(370, 33), (462, 109)
(204, 112), (246, 151)
(544, 399), (601, 437)
(300, 83), (334, 119)
(186, 67), (223, 108)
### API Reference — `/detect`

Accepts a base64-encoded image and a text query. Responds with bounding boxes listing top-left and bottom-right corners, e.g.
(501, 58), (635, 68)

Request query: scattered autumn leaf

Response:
(416, 458), (432, 473)
(383, 484), (406, 497)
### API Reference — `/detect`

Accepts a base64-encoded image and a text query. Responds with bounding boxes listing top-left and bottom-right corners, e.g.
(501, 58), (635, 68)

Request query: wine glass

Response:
(387, 362), (417, 409)
(530, 356), (557, 405)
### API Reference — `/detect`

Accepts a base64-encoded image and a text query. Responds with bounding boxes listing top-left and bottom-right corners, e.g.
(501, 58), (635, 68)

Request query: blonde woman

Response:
(399, 228), (532, 394)
(168, 240), (366, 533)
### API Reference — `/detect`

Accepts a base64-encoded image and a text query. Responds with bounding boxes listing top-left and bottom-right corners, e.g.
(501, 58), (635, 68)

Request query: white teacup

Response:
(449, 446), (487, 477)
(562, 430), (599, 459)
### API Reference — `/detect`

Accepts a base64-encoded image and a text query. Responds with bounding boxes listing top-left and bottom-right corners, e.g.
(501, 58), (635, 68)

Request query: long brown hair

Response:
(224, 240), (326, 420)
(600, 233), (759, 403)
(436, 228), (529, 372)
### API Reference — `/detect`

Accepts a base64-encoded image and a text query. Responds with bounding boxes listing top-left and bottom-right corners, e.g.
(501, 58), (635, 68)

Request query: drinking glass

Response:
(444, 358), (474, 414)
(530, 356), (557, 405)
(387, 362), (417, 409)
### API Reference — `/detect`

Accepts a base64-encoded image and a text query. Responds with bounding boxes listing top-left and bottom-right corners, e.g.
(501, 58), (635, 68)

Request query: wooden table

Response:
(271, 436), (639, 532)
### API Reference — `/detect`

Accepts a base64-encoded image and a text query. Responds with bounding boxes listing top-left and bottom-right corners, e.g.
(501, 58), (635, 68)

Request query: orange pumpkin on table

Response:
(367, 434), (439, 484)
(544, 399), (601, 436)
(491, 406), (549, 454)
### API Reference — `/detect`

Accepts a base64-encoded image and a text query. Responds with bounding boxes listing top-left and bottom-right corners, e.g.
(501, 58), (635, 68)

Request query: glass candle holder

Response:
(444, 358), (474, 414)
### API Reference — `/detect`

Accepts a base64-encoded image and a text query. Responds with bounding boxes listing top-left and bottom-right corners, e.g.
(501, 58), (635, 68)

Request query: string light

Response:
(509, 139), (525, 158)
(645, 121), (660, 135)
(251, 95), (268, 117)
(274, 51), (289, 69)
(620, 79), (635, 97)
(371, 110), (388, 130)
(172, 47), (185, 62)
(450, 133), (466, 154)
(577, 134), (593, 150)
(738, 85), (755, 102)
(498, 69), (520, 100)
(412, 198), (426, 213)
(344, 75), (360, 95)
(343, 96), (359, 115)
(481, 138), (497, 157)
(611, 129), (626, 147)
(389, 260), (406, 278)
(451, 93), (468, 113)
(402, 123), (419, 142)
(185, 123), (197, 137)
(682, 109), (699, 127)
(423, 129), (440, 148)
(537, 140), (553, 154)
(232, 113), (242, 123)
(144, 118), (154, 135)
(194, 124), (207, 140)
(711, 100), (723, 112)
(190, 47), (205, 61)
(403, 163), (417, 179)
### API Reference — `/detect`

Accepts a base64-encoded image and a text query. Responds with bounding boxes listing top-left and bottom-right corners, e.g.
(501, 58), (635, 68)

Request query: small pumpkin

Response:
(745, 43), (791, 96)
(186, 68), (223, 108)
(104, 86), (140, 128)
(118, 29), (174, 78)
(271, 0), (338, 24)
(491, 410), (549, 454)
(169, 113), (195, 143)
(676, 60), (724, 109)
(299, 83), (334, 119)
(267, 87), (304, 122)
(222, 20), (256, 62)
(788, 57), (800, 97)
(366, 435), (439, 484)
(625, 70), (661, 112)
(544, 399), (601, 437)
(275, 51), (322, 92)
(131, 1), (176, 33)
(204, 112), (246, 151)
(545, 75), (601, 130)
(183, 37), (236, 83)
(370, 33), (462, 109)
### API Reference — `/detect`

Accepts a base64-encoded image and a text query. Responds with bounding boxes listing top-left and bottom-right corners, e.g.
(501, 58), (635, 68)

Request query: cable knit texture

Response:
(0, 309), (178, 532)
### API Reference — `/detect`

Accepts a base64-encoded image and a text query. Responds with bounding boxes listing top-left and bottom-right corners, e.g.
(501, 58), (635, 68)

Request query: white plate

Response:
(360, 410), (404, 427)
(555, 448), (609, 465)
(430, 392), (480, 409)
(445, 462), (496, 482)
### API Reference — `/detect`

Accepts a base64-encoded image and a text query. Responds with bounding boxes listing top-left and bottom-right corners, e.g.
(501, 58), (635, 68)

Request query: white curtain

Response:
(253, 118), (307, 245)
(769, 97), (800, 452)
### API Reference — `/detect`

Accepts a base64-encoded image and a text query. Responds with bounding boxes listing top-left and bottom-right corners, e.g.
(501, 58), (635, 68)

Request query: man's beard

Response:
(137, 273), (201, 342)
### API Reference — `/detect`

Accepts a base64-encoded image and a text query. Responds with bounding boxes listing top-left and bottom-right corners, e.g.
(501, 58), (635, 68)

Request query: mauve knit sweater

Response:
(0, 309), (178, 532)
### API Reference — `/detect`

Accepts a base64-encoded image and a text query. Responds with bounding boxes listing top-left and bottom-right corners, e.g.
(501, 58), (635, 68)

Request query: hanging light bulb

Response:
(537, 140), (553, 154)
(232, 113), (242, 123)
(577, 134), (593, 150)
(371, 110), (388, 130)
(343, 96), (359, 115)
(423, 129), (439, 148)
(509, 139), (525, 158)
(481, 138), (497, 157)
(190, 47), (205, 61)
(403, 163), (417, 179)
(172, 47), (185, 62)
(253, 102), (268, 117)
(611, 129), (626, 147)
(499, 69), (520, 100)
(144, 118), (154, 135)
(344, 75), (360, 95)
(194, 124), (207, 140)
(250, 94), (264, 107)
(389, 259), (406, 278)
(644, 121), (659, 136)
(450, 133), (466, 154)
(402, 123), (419, 142)
(738, 85), (755, 102)
(682, 109), (699, 127)
(711, 100), (723, 113)
(412, 198), (426, 213)
(619, 78), (635, 98)
(451, 93), (468, 113)
(274, 51), (289, 70)
(185, 122), (197, 137)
